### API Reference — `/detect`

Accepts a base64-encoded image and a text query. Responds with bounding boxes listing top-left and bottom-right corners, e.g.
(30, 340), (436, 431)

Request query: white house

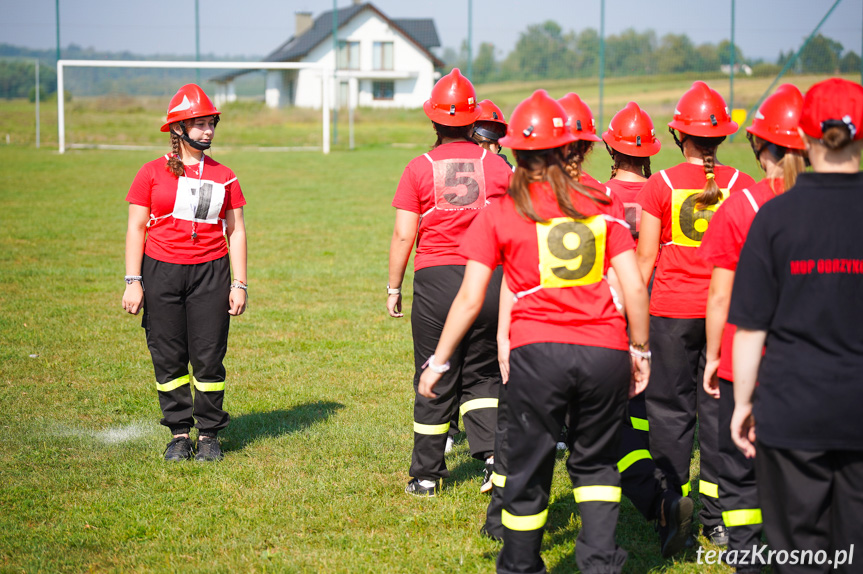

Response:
(213, 1), (443, 110)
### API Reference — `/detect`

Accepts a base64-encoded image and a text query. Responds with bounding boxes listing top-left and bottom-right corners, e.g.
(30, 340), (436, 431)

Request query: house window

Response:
(338, 41), (360, 70)
(373, 41), (393, 70)
(373, 80), (394, 100)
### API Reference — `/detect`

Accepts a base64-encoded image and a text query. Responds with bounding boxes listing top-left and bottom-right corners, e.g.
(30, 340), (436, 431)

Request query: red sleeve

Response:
(731, 171), (757, 191)
(126, 162), (155, 207)
(392, 160), (422, 213)
(224, 169), (246, 211)
(635, 173), (667, 220)
(460, 207), (501, 269)
(698, 197), (742, 271)
(606, 216), (636, 259)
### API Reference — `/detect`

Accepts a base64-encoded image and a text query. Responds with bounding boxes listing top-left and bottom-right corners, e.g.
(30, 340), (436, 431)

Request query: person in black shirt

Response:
(728, 77), (863, 574)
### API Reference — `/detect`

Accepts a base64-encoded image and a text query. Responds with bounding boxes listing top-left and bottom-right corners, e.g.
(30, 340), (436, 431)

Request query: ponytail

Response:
(689, 135), (726, 209)
(166, 131), (184, 178)
(781, 150), (806, 191)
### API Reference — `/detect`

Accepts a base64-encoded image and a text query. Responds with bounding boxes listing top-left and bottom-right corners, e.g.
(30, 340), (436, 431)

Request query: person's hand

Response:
(497, 337), (510, 384)
(387, 292), (403, 318)
(629, 353), (650, 398)
(122, 283), (144, 315)
(703, 358), (721, 399)
(731, 403), (757, 458)
(418, 367), (441, 398)
(229, 287), (247, 316)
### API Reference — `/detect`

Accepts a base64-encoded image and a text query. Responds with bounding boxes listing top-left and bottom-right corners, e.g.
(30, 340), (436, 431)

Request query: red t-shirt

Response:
(461, 182), (634, 351)
(636, 163), (756, 318)
(604, 179), (645, 241)
(392, 141), (512, 271)
(127, 155), (246, 265)
(698, 178), (782, 380)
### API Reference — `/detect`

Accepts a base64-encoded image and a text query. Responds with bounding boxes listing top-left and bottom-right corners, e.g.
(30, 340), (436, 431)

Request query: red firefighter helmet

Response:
(160, 84), (220, 132)
(558, 93), (602, 142)
(423, 68), (482, 127)
(746, 84), (805, 150)
(602, 101), (662, 157)
(668, 81), (738, 137)
(498, 90), (576, 151)
(477, 99), (507, 125)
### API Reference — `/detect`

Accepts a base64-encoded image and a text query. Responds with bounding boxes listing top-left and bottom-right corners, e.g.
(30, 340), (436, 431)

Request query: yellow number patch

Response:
(536, 215), (606, 288)
(670, 188), (726, 246)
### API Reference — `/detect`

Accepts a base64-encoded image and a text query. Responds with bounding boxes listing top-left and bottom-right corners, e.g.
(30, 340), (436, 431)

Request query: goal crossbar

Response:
(56, 59), (333, 154)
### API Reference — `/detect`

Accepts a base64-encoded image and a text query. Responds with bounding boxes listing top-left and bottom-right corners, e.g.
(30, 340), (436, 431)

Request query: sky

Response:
(1, 0), (861, 63)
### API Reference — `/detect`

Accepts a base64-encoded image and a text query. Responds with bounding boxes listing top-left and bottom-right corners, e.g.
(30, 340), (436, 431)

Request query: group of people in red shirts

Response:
(122, 72), (862, 574)
(387, 70), (863, 574)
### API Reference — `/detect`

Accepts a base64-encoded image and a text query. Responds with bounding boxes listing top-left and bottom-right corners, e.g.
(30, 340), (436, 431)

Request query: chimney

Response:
(295, 12), (313, 37)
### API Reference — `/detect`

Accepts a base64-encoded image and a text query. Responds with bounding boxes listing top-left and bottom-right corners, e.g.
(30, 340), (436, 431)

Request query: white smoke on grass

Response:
(51, 421), (158, 444)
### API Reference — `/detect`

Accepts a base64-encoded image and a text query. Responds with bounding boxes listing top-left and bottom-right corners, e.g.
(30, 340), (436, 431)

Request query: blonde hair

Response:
(688, 136), (726, 209)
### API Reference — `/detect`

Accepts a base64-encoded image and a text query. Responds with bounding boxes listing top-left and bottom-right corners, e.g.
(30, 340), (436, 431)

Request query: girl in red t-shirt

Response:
(697, 84), (806, 571)
(634, 81), (756, 545)
(387, 69), (512, 497)
(418, 89), (650, 574)
(122, 84), (247, 462)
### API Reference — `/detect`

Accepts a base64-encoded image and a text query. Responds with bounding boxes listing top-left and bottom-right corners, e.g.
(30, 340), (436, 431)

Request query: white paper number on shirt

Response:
(172, 176), (226, 224)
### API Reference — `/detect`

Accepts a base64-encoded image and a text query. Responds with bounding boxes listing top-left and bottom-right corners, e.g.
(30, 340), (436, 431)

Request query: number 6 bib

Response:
(669, 188), (724, 246)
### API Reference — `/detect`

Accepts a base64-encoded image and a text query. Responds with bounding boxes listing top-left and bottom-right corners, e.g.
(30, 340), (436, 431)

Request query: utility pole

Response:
(332, 0), (338, 145)
(467, 0), (473, 79)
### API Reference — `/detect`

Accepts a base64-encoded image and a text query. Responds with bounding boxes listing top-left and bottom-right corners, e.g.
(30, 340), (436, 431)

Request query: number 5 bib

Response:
(424, 150), (488, 211)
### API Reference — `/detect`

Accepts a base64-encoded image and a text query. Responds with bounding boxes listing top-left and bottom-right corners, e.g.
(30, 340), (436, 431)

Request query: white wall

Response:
(287, 8), (436, 110)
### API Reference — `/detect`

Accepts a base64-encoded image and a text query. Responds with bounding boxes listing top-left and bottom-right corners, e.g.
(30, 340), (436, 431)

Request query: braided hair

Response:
(166, 129), (184, 177)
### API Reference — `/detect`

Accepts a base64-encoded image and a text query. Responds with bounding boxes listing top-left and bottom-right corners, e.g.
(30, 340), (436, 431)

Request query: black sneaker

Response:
(164, 437), (194, 461)
(704, 524), (729, 546)
(480, 457), (494, 494)
(657, 490), (694, 558)
(195, 436), (223, 462)
(405, 478), (439, 496)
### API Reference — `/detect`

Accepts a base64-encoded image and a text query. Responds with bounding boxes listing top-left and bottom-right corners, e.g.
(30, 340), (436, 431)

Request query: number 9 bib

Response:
(536, 215), (606, 288)
(670, 188), (725, 246)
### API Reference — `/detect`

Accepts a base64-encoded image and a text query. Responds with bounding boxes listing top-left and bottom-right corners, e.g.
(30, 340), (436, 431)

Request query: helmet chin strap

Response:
(177, 122), (211, 151)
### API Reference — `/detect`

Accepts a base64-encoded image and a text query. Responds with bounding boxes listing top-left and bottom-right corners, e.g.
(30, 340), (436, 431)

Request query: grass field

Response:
(0, 71), (831, 573)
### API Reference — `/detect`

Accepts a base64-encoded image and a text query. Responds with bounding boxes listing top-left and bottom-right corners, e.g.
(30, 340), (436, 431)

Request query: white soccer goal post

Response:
(56, 59), (334, 154)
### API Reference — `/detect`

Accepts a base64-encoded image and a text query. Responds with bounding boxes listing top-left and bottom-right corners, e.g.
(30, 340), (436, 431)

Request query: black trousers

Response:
(644, 315), (721, 528)
(756, 443), (863, 574)
(497, 343), (629, 574)
(718, 378), (761, 567)
(617, 391), (663, 522)
(484, 379), (512, 539)
(142, 254), (231, 435)
(409, 265), (502, 480)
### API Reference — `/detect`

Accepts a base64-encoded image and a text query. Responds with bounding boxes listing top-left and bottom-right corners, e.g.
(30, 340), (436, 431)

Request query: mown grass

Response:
(0, 71), (797, 572)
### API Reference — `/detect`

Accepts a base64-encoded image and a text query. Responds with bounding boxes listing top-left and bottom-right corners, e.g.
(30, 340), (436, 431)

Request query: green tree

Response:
(840, 51), (862, 74)
(717, 40), (745, 67)
(799, 33), (843, 73)
(655, 34), (696, 74)
(573, 28), (600, 77)
(503, 21), (577, 80)
(605, 28), (657, 76)
(472, 42), (497, 84)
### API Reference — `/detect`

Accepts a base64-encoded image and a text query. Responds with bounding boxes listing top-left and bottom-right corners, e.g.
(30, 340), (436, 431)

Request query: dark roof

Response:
(391, 19), (440, 50)
(214, 3), (441, 82)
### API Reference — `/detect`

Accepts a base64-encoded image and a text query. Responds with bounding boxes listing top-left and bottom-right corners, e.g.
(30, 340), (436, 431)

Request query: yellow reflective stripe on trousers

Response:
(630, 417), (649, 431)
(156, 374), (190, 392)
(722, 508), (762, 527)
(699, 480), (719, 498)
(681, 481), (692, 496)
(413, 421), (450, 435)
(617, 449), (652, 473)
(192, 377), (225, 392)
(502, 508), (547, 531)
(491, 472), (506, 488)
(459, 398), (498, 417)
(573, 485), (621, 503)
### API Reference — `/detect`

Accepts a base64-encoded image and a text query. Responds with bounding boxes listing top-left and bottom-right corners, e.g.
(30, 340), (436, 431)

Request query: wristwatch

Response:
(125, 275), (142, 285)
